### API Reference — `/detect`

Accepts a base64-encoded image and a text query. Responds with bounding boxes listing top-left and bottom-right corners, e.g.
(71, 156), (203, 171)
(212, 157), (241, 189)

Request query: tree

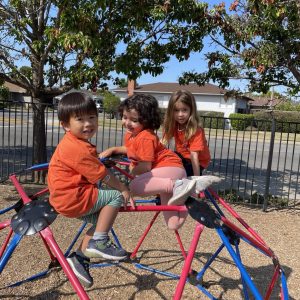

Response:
(116, 78), (128, 88)
(102, 91), (120, 118)
(180, 0), (300, 96)
(0, 85), (9, 101)
(0, 1), (210, 182)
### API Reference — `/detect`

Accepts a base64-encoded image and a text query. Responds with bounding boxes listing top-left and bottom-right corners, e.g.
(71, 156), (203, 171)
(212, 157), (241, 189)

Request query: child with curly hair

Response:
(100, 93), (215, 230)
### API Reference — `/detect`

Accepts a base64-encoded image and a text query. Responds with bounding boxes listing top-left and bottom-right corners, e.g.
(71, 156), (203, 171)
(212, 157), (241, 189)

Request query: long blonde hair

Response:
(162, 89), (199, 144)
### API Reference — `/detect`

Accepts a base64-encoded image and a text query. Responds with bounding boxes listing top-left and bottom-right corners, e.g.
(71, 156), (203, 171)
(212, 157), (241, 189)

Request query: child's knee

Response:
(109, 191), (124, 207)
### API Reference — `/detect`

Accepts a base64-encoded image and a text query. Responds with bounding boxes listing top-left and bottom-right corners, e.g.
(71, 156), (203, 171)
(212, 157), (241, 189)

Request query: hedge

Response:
(229, 113), (255, 131)
(198, 111), (225, 129)
(254, 110), (300, 133)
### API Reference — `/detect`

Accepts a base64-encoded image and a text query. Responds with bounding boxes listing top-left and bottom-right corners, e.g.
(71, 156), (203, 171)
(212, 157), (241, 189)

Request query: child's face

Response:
(62, 112), (98, 141)
(173, 101), (191, 127)
(122, 108), (144, 136)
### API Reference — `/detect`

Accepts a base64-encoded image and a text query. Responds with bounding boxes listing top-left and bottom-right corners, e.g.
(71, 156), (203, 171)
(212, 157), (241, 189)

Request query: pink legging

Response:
(129, 167), (188, 230)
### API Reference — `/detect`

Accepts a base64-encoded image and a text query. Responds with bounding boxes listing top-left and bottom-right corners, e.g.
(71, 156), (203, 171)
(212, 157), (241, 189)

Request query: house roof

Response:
(113, 82), (227, 95)
(4, 81), (27, 93)
(249, 96), (282, 107)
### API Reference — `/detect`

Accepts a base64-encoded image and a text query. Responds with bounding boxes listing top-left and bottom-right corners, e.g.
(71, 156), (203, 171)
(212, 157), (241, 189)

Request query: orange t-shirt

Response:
(124, 130), (183, 169)
(48, 132), (108, 217)
(174, 127), (211, 169)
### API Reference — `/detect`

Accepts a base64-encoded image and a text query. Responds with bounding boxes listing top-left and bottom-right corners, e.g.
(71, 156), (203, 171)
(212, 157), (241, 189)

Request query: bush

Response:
(102, 91), (121, 118)
(254, 110), (300, 133)
(198, 111), (225, 129)
(218, 189), (242, 203)
(229, 113), (255, 131)
(0, 85), (9, 101)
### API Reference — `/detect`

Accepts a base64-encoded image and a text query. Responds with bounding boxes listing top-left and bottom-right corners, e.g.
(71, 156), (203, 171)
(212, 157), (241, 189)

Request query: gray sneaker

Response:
(66, 252), (93, 288)
(84, 238), (128, 261)
(187, 176), (221, 193)
(168, 178), (196, 206)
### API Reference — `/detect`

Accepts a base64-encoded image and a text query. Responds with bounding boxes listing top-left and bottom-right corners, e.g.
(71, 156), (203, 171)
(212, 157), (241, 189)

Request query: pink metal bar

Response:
(38, 231), (56, 262)
(0, 219), (10, 230)
(119, 205), (187, 212)
(174, 230), (187, 260)
(0, 227), (13, 259)
(173, 222), (205, 300)
(113, 165), (134, 179)
(174, 230), (194, 275)
(209, 188), (267, 246)
(221, 217), (274, 257)
(264, 265), (280, 300)
(9, 175), (32, 204)
(40, 227), (89, 300)
(130, 212), (160, 259)
(31, 187), (49, 198)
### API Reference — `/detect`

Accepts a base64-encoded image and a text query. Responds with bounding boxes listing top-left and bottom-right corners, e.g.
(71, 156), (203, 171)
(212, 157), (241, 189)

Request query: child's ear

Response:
(61, 121), (70, 132)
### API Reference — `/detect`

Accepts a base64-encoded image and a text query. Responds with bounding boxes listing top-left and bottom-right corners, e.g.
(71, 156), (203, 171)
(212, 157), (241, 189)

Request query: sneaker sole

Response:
(187, 176), (221, 193)
(66, 257), (93, 288)
(168, 180), (196, 206)
(84, 249), (128, 261)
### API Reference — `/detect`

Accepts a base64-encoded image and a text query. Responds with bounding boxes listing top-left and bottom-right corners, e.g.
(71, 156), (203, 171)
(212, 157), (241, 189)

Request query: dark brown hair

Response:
(58, 92), (98, 123)
(119, 94), (161, 130)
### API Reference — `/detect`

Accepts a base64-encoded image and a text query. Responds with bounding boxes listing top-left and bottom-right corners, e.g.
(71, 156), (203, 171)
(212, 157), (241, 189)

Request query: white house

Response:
(113, 82), (250, 118)
(3, 81), (32, 102)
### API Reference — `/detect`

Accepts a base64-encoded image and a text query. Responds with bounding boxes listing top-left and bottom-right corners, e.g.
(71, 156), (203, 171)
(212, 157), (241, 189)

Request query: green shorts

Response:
(79, 189), (123, 225)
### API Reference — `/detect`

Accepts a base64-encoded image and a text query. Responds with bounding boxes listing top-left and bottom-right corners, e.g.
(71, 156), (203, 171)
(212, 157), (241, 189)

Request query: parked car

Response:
(94, 97), (103, 113)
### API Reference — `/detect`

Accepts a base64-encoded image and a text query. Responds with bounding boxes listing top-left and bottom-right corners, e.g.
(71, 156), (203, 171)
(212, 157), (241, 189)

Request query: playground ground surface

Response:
(0, 183), (299, 300)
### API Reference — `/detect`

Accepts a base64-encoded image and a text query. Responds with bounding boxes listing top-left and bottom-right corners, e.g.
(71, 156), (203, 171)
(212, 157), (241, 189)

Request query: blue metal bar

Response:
(281, 270), (289, 300)
(91, 262), (118, 268)
(196, 244), (225, 281)
(64, 222), (87, 257)
(134, 263), (180, 279)
(0, 234), (22, 273)
(235, 242), (250, 300)
(26, 163), (49, 171)
(0, 203), (17, 214)
(196, 284), (218, 300)
(7, 270), (49, 287)
(217, 228), (263, 300)
(111, 228), (122, 249)
(204, 190), (225, 217)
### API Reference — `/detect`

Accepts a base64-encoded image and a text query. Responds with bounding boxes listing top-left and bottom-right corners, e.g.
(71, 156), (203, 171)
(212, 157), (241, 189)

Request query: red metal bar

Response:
(0, 219), (10, 230)
(174, 230), (194, 275)
(9, 175), (32, 204)
(174, 230), (187, 259)
(0, 227), (13, 259)
(40, 227), (90, 300)
(112, 165), (134, 179)
(209, 188), (267, 246)
(264, 265), (280, 300)
(38, 232), (57, 262)
(120, 205), (187, 212)
(31, 187), (49, 198)
(130, 212), (160, 259)
(173, 223), (205, 300)
(221, 217), (274, 257)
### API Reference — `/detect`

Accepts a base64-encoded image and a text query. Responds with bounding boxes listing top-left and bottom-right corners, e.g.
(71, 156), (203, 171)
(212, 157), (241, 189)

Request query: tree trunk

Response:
(32, 102), (47, 184)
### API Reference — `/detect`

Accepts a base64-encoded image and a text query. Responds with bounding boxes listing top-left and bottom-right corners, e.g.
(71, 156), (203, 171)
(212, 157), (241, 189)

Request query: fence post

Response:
(263, 112), (275, 211)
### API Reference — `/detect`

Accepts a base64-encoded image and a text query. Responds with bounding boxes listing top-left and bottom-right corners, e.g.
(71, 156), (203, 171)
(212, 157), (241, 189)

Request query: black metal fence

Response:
(1, 100), (300, 209)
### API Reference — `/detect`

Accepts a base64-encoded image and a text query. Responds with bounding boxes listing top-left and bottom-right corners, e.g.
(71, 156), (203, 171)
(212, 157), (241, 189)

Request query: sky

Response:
(110, 0), (250, 92)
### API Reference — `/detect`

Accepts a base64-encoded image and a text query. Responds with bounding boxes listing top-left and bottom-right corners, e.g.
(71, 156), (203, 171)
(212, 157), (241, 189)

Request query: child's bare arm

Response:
(130, 161), (151, 176)
(190, 151), (200, 176)
(99, 146), (127, 159)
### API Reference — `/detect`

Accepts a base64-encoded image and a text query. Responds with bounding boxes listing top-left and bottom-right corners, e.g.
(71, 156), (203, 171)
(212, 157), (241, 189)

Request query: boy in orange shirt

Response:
(48, 92), (134, 288)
